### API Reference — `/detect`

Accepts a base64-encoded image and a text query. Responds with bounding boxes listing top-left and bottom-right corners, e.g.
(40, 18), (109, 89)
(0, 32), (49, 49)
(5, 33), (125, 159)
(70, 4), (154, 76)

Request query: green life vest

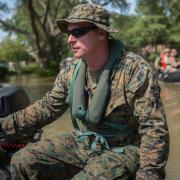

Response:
(69, 39), (134, 154)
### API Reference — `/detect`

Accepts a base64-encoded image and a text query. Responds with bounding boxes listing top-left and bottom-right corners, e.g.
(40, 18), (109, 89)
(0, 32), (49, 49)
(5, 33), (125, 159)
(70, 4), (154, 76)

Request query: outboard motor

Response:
(0, 83), (30, 180)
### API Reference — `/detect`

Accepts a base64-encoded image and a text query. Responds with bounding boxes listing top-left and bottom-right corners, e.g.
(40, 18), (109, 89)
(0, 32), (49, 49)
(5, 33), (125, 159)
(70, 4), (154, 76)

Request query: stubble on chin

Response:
(73, 53), (84, 59)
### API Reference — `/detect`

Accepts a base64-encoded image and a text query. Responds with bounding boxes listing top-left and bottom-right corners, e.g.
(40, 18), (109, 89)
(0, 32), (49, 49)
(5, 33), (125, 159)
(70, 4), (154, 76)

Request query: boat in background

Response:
(155, 69), (180, 83)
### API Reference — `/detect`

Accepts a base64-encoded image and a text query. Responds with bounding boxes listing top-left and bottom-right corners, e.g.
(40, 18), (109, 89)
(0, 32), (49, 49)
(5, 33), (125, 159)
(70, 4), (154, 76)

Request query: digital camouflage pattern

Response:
(0, 50), (169, 179)
(11, 132), (139, 180)
(56, 3), (119, 33)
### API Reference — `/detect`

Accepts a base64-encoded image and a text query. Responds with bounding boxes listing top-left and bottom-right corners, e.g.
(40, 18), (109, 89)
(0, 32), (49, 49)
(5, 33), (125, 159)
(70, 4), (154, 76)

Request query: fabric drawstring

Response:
(76, 131), (110, 154)
(76, 131), (126, 154)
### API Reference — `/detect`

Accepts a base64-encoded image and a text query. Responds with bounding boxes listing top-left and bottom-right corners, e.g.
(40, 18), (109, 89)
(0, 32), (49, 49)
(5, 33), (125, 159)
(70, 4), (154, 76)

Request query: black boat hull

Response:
(155, 70), (180, 82)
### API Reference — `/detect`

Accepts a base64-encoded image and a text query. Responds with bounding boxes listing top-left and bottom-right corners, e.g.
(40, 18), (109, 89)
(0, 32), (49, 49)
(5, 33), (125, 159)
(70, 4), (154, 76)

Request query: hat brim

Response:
(56, 18), (119, 33)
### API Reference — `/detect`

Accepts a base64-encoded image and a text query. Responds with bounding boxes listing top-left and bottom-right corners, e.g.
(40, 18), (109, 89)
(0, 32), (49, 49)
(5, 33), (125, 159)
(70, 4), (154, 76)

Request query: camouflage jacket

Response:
(0, 50), (169, 180)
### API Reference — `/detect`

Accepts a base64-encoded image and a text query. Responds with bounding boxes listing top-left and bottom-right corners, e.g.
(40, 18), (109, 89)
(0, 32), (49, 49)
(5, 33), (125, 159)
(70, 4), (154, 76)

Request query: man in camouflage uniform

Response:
(0, 3), (169, 180)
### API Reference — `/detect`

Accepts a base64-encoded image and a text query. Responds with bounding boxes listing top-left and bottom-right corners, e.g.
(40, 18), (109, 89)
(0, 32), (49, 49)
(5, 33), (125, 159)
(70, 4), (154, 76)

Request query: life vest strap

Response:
(75, 129), (135, 154)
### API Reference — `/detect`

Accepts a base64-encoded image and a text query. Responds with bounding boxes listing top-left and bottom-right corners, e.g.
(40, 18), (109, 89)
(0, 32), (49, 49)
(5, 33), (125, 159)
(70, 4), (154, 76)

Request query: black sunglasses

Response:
(67, 26), (97, 38)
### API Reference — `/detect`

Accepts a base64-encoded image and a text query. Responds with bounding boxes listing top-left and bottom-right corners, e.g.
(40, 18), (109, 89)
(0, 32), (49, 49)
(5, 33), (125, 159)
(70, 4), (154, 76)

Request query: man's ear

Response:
(98, 30), (107, 40)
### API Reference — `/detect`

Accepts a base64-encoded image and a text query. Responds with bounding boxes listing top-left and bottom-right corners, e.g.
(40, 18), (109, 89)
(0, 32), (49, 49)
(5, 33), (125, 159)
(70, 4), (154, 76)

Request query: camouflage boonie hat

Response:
(56, 4), (119, 33)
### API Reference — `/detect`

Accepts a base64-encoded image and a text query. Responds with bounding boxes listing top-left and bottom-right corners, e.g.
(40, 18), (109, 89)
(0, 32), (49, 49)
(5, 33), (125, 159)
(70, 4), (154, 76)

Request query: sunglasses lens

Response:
(68, 26), (96, 38)
(72, 29), (87, 38)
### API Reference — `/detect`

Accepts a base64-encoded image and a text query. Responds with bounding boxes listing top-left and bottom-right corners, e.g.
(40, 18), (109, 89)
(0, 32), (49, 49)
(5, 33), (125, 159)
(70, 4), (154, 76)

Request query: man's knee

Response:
(11, 148), (26, 167)
(73, 147), (139, 179)
(11, 144), (36, 167)
(10, 145), (37, 180)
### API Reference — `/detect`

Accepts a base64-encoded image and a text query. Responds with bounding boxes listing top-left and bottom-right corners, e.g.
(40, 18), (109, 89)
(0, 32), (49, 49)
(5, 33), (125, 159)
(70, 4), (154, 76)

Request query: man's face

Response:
(67, 22), (100, 59)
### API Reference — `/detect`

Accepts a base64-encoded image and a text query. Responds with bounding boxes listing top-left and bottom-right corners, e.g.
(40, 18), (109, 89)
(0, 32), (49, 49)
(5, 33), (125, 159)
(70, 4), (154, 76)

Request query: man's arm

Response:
(0, 68), (70, 137)
(126, 58), (169, 180)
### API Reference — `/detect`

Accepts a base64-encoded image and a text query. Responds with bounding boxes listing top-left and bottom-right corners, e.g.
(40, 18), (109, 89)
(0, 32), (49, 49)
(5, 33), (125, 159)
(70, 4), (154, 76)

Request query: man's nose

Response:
(68, 34), (76, 44)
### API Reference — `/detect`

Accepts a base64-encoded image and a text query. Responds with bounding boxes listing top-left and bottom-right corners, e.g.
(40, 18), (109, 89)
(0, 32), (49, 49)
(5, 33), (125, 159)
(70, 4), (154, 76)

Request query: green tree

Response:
(167, 0), (180, 47)
(134, 0), (180, 48)
(136, 0), (168, 16)
(111, 1), (169, 50)
(0, 38), (29, 62)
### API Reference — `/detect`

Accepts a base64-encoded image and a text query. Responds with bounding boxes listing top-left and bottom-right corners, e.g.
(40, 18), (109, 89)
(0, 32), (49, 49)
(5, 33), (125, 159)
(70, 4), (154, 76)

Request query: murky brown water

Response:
(160, 82), (180, 180)
(2, 74), (180, 179)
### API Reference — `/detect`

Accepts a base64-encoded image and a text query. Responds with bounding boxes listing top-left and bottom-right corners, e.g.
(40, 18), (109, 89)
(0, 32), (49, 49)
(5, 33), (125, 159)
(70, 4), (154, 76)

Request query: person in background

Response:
(0, 3), (169, 180)
(160, 48), (180, 72)
(170, 49), (180, 69)
(160, 48), (171, 72)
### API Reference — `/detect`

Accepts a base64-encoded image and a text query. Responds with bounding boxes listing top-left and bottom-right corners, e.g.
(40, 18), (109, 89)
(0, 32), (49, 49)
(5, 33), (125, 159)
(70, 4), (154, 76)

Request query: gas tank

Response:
(0, 83), (30, 117)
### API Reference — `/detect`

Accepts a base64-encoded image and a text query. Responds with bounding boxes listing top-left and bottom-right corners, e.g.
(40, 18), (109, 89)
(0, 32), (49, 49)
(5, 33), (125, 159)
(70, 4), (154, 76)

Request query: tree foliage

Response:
(112, 0), (180, 50)
(0, 38), (29, 62)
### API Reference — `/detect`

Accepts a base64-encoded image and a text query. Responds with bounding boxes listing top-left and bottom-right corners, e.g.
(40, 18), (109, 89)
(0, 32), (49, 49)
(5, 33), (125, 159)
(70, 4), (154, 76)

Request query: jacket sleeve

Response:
(126, 60), (169, 180)
(0, 68), (70, 136)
